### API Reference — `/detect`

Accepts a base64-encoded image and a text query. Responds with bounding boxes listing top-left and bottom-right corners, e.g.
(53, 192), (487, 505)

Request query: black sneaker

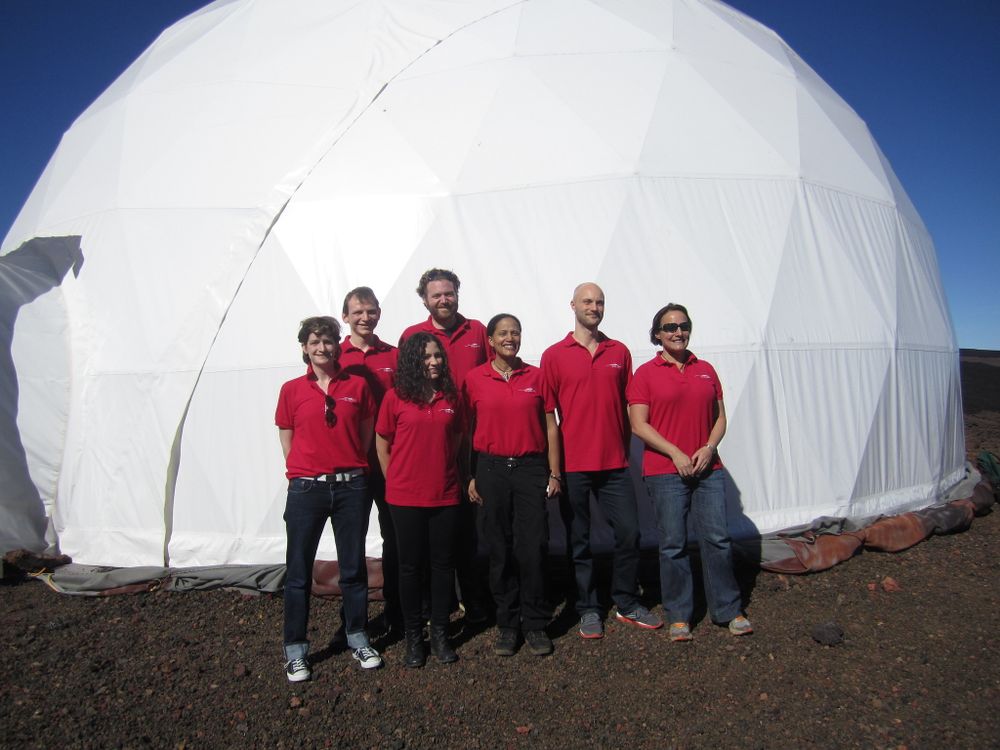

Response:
(352, 645), (383, 670)
(524, 630), (553, 656)
(285, 657), (311, 683)
(494, 627), (519, 657)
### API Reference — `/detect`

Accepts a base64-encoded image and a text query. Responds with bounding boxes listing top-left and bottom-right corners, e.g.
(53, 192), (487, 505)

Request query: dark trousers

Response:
(363, 469), (401, 626)
(477, 454), (551, 631)
(283, 475), (368, 660)
(390, 504), (459, 631)
(454, 500), (487, 610)
(563, 468), (641, 615)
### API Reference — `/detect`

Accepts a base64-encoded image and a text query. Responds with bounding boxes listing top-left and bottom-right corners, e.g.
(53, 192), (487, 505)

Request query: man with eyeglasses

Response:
(275, 316), (382, 682)
(540, 282), (663, 639)
(339, 287), (402, 634)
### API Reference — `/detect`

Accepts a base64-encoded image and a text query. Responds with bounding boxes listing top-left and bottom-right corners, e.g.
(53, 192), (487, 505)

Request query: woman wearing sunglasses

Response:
(275, 316), (381, 682)
(464, 313), (562, 658)
(626, 304), (752, 642)
(376, 332), (466, 667)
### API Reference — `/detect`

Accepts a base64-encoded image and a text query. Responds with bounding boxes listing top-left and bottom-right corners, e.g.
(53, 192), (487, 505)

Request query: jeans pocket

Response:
(288, 478), (315, 494)
(345, 474), (368, 492)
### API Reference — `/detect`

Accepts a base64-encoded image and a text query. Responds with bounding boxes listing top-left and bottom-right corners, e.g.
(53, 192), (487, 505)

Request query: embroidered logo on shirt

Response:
(376, 367), (394, 374)
(696, 374), (712, 380)
(518, 387), (537, 394)
(466, 342), (481, 348)
(337, 396), (358, 403)
(607, 363), (623, 369)
(440, 407), (456, 414)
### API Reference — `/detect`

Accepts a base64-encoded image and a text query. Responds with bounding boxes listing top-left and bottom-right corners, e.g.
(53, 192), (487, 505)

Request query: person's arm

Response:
(375, 434), (392, 477)
(545, 412), (562, 497)
(463, 438), (482, 504)
(628, 403), (694, 477)
(690, 400), (726, 475)
(278, 428), (293, 461)
(464, 413), (483, 504)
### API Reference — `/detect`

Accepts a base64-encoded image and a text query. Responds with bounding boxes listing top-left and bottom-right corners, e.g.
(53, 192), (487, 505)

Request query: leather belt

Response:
(479, 452), (546, 468)
(305, 469), (365, 483)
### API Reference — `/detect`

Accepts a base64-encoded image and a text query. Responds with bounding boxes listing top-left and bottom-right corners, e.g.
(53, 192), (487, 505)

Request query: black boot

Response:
(430, 625), (458, 664)
(404, 629), (426, 669)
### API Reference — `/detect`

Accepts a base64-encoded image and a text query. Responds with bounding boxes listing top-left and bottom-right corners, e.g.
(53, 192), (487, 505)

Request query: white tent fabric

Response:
(1, 0), (963, 567)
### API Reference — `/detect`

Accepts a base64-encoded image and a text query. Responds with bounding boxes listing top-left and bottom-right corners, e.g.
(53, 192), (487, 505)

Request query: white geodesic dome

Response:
(0, 0), (964, 567)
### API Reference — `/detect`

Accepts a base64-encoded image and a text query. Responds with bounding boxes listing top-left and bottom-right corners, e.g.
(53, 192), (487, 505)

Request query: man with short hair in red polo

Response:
(275, 316), (382, 682)
(540, 282), (663, 639)
(339, 286), (401, 633)
(398, 267), (489, 622)
(397, 268), (489, 387)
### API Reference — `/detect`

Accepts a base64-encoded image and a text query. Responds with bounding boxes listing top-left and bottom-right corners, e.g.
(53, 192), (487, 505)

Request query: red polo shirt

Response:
(339, 335), (397, 407)
(626, 353), (724, 477)
(398, 314), (490, 386)
(376, 389), (465, 507)
(540, 333), (633, 472)
(463, 361), (555, 457)
(275, 367), (376, 479)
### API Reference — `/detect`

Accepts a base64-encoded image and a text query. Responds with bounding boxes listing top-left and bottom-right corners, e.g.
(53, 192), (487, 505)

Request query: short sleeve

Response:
(275, 383), (293, 429)
(376, 389), (399, 440)
(705, 362), (724, 401)
(622, 344), (634, 390)
(625, 365), (650, 406)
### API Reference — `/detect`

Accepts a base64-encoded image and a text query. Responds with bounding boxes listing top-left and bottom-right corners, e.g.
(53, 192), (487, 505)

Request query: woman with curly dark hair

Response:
(375, 332), (465, 667)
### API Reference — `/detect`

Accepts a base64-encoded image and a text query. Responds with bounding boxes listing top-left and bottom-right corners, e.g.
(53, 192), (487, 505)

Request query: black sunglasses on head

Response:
(659, 322), (691, 333)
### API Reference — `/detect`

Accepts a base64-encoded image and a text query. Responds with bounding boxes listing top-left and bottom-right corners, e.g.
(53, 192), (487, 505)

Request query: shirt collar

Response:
(341, 335), (391, 354)
(652, 351), (698, 368)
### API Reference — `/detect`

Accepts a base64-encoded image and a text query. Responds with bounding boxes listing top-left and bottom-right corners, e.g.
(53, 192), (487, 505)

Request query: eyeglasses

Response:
(659, 322), (691, 333)
(324, 395), (337, 427)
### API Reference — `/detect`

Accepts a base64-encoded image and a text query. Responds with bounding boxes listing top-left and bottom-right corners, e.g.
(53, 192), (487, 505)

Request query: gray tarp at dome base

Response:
(1, 0), (964, 569)
(20, 465), (993, 596)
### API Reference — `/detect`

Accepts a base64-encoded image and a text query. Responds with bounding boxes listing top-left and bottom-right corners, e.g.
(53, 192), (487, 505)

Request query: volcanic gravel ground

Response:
(1, 352), (998, 749)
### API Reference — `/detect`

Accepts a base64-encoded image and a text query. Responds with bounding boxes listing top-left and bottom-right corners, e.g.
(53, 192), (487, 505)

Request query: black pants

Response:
(477, 454), (551, 631)
(390, 504), (459, 631)
(454, 500), (487, 611)
(364, 469), (401, 626)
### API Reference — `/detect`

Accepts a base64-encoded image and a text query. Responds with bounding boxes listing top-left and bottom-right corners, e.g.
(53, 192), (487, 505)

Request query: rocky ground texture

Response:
(2, 351), (998, 749)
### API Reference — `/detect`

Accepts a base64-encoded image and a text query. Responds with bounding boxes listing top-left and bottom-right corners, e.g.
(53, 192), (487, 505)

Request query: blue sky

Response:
(2, 0), (997, 349)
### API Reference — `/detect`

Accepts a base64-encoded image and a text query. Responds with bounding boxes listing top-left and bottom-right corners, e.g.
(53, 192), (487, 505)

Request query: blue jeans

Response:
(645, 470), (741, 624)
(563, 469), (641, 615)
(283, 475), (370, 660)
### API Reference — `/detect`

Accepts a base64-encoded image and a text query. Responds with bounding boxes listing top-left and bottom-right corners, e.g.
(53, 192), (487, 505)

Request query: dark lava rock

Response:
(811, 621), (844, 646)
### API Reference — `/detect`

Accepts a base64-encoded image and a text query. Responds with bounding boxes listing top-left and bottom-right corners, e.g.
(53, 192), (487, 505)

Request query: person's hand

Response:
(468, 478), (483, 505)
(691, 445), (715, 475)
(672, 450), (694, 477)
(545, 476), (561, 498)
